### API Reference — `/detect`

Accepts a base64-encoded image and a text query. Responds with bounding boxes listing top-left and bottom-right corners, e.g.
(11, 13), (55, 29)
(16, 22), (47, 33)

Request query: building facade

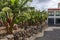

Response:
(48, 3), (60, 26)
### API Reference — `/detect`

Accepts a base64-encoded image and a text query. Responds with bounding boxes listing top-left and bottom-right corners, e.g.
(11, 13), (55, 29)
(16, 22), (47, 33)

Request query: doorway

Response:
(56, 18), (60, 24)
(48, 18), (54, 25)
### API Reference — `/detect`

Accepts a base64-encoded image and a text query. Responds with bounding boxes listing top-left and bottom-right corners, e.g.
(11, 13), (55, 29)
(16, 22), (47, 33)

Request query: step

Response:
(44, 27), (54, 31)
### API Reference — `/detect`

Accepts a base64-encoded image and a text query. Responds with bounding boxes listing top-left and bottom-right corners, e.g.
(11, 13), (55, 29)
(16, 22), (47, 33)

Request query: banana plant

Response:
(0, 0), (32, 34)
(0, 0), (48, 34)
(41, 10), (48, 21)
(41, 10), (48, 27)
(1, 7), (13, 34)
(39, 10), (48, 31)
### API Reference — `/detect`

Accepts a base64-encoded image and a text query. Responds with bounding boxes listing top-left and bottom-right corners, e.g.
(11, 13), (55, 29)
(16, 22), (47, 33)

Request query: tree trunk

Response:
(8, 26), (13, 34)
(6, 24), (13, 34)
(5, 21), (14, 34)
(40, 22), (43, 32)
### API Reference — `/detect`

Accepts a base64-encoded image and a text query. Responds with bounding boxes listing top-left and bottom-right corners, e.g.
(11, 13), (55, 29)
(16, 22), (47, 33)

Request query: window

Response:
(56, 11), (60, 16)
(49, 11), (54, 16)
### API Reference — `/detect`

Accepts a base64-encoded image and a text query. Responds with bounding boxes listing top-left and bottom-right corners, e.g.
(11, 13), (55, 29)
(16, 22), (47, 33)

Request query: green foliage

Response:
(2, 7), (12, 13)
(41, 10), (48, 21)
(0, 0), (48, 34)
(11, 0), (19, 5)
(0, 12), (6, 22)
(11, 0), (16, 4)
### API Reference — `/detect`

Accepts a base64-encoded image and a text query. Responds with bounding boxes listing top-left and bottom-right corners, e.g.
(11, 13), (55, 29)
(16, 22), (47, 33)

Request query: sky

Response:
(30, 0), (60, 10)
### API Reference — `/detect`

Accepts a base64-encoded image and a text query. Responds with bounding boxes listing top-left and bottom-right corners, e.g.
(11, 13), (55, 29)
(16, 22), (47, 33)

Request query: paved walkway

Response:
(35, 27), (60, 40)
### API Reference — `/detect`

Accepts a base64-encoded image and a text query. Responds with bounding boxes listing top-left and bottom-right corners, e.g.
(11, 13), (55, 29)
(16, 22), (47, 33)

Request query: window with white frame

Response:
(49, 11), (54, 16)
(56, 11), (60, 16)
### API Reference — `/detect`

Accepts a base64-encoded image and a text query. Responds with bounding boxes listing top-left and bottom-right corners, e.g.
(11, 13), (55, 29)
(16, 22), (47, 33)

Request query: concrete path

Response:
(35, 27), (60, 40)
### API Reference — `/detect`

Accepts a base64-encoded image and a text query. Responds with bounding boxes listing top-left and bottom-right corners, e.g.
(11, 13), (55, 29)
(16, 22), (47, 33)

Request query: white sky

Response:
(30, 0), (60, 10)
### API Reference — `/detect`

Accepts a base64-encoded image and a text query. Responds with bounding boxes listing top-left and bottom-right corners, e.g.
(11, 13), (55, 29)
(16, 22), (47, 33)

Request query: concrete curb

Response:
(27, 31), (44, 40)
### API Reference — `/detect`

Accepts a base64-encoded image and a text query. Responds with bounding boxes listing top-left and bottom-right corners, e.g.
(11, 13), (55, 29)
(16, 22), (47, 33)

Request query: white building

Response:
(48, 3), (60, 26)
